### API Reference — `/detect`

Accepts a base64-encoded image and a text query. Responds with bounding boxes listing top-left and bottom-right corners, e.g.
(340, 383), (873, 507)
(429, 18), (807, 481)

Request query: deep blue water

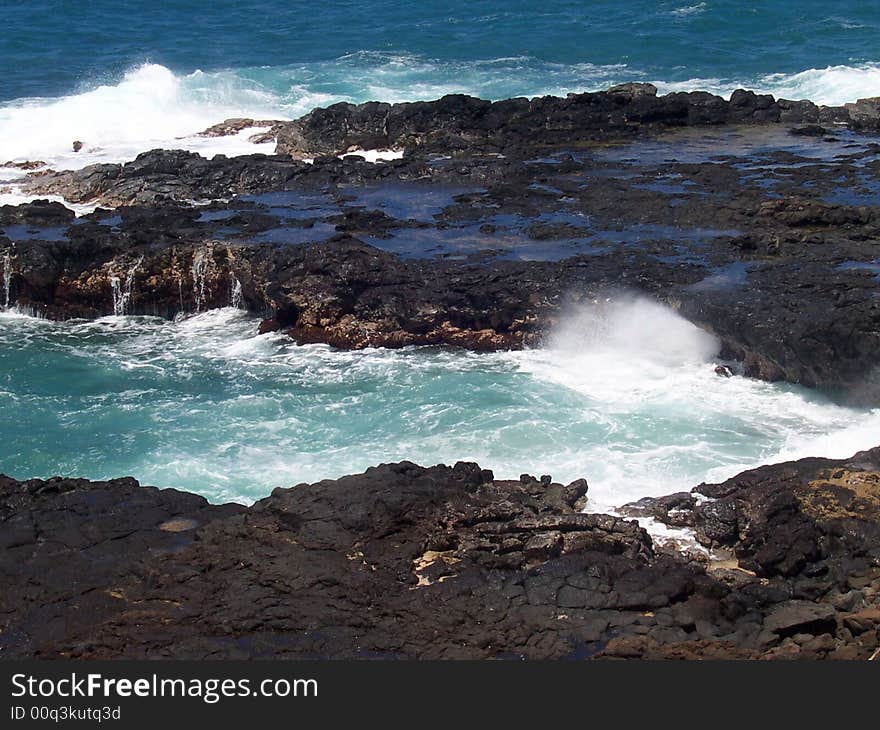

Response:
(2, 1), (879, 102)
(2, 1), (879, 169)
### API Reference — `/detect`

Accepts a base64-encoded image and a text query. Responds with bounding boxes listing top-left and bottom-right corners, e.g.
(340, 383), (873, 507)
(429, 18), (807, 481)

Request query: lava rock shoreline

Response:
(2, 86), (880, 659)
(2, 85), (880, 402)
(1, 451), (879, 660)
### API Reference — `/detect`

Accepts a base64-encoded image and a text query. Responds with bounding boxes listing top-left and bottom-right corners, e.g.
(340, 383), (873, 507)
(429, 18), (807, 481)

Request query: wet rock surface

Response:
(1, 91), (879, 403)
(2, 450), (879, 659)
(2, 88), (880, 401)
(3, 87), (880, 661)
(272, 86), (834, 159)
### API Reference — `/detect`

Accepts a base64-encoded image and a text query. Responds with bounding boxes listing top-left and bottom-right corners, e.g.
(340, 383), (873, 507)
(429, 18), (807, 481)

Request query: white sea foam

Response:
(754, 64), (880, 106)
(2, 59), (879, 211)
(0, 64), (282, 168)
(510, 298), (880, 511)
(655, 63), (880, 106)
(0, 63), (410, 210)
(341, 148), (405, 162)
(671, 3), (707, 18)
(2, 302), (876, 513)
(0, 62), (411, 175)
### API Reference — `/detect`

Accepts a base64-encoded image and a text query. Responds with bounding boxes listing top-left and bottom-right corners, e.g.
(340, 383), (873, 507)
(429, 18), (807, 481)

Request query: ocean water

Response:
(1, 1), (880, 175)
(2, 302), (878, 510)
(2, 4), (880, 508)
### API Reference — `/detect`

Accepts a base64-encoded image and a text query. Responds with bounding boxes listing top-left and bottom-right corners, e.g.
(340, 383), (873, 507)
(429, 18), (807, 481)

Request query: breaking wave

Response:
(1, 301), (877, 513)
(2, 57), (879, 174)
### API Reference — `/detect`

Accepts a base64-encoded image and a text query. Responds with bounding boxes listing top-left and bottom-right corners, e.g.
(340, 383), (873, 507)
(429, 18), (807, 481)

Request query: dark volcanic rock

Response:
(0, 474), (244, 658)
(274, 88), (816, 159)
(845, 97), (880, 131)
(765, 601), (837, 636)
(758, 197), (876, 227)
(789, 124), (828, 137)
(623, 446), (880, 582)
(197, 117), (286, 140)
(22, 150), (313, 207)
(3, 450), (880, 659)
(5, 85), (880, 404)
(0, 199), (75, 226)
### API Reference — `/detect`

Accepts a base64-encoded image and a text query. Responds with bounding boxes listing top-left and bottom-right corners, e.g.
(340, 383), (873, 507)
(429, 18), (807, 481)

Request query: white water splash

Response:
(512, 297), (880, 511)
(671, 3), (707, 18)
(547, 296), (720, 367)
(0, 64), (283, 168)
(177, 274), (185, 314)
(110, 255), (143, 316)
(2, 249), (11, 308)
(230, 274), (243, 310)
(191, 248), (210, 313)
(653, 63), (880, 107)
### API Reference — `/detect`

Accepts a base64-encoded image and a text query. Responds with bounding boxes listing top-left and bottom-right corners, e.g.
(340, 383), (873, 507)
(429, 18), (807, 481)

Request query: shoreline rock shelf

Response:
(3, 97), (880, 402)
(1, 451), (878, 659)
(2, 86), (880, 659)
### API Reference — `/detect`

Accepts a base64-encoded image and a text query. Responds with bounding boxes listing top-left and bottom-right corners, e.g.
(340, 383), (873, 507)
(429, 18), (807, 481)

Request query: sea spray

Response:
(547, 295), (719, 365)
(0, 63), (284, 168)
(110, 255), (143, 316)
(109, 277), (123, 315)
(230, 274), (243, 310)
(191, 248), (210, 312)
(2, 249), (11, 308)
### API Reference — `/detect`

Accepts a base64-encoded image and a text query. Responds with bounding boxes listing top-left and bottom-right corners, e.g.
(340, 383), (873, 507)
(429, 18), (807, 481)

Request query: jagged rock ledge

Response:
(273, 84), (880, 159)
(2, 450), (879, 659)
(16, 85), (880, 206)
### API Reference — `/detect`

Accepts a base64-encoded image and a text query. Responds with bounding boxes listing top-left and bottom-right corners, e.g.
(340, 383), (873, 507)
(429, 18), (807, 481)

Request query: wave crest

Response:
(0, 63), (289, 168)
(655, 63), (880, 106)
(2, 57), (879, 178)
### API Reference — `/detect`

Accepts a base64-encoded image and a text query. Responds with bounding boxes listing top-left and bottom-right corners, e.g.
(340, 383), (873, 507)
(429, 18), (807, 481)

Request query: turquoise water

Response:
(2, 304), (877, 509)
(2, 4), (880, 507)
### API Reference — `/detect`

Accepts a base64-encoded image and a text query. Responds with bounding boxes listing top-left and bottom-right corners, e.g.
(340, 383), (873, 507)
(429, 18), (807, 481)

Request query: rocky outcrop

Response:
(197, 117), (287, 143)
(17, 147), (427, 209)
(0, 474), (244, 658)
(21, 150), (313, 207)
(5, 85), (880, 403)
(845, 97), (880, 131)
(2, 450), (879, 659)
(2, 159), (45, 170)
(623, 448), (880, 580)
(11, 85), (873, 209)
(757, 197), (876, 227)
(273, 87), (826, 159)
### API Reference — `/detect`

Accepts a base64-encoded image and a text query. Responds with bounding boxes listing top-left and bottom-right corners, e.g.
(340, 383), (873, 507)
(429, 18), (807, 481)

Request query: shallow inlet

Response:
(1, 301), (878, 512)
